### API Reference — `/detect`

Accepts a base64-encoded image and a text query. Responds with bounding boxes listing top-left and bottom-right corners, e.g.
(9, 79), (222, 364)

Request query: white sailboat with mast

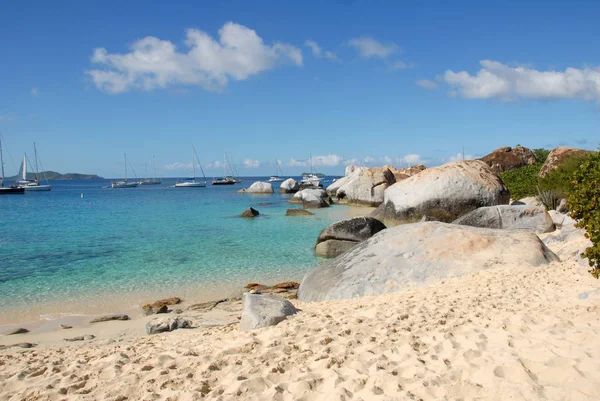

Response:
(174, 145), (207, 188)
(112, 153), (139, 188)
(0, 136), (24, 194)
(301, 154), (320, 186)
(268, 159), (284, 182)
(212, 153), (237, 185)
(139, 155), (161, 185)
(16, 142), (51, 191)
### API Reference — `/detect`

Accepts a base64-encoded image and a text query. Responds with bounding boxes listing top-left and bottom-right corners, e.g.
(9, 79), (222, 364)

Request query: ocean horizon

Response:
(0, 177), (351, 325)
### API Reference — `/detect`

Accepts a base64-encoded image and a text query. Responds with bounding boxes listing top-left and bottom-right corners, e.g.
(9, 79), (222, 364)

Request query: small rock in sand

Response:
(146, 316), (191, 335)
(4, 327), (29, 335)
(89, 314), (129, 323)
(64, 335), (95, 342)
(60, 325), (72, 330)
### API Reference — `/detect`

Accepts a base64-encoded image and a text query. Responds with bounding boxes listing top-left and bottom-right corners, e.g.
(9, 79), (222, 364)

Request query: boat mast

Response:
(0, 137), (5, 187)
(153, 155), (157, 180)
(223, 153), (227, 178)
(192, 146), (196, 179)
(33, 142), (39, 181)
(124, 153), (127, 181)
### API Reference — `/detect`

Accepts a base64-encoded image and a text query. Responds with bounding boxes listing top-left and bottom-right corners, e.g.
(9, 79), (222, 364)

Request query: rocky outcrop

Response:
(538, 147), (592, 178)
(378, 160), (510, 224)
(479, 146), (537, 173)
(385, 164), (427, 182)
(289, 188), (330, 208)
(238, 181), (274, 194)
(315, 217), (387, 258)
(298, 222), (559, 302)
(240, 293), (298, 331)
(336, 167), (396, 206)
(243, 282), (299, 299)
(142, 297), (182, 315)
(453, 205), (555, 233)
(240, 207), (259, 217)
(286, 209), (313, 216)
(326, 166), (365, 195)
(279, 178), (299, 193)
(146, 316), (191, 335)
(89, 314), (129, 323)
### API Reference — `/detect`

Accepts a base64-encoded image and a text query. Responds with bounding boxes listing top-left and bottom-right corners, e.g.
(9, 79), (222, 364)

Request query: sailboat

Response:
(174, 145), (207, 188)
(139, 155), (161, 185)
(212, 153), (237, 185)
(16, 143), (51, 191)
(301, 154), (320, 187)
(268, 159), (285, 182)
(0, 137), (24, 194)
(111, 154), (139, 188)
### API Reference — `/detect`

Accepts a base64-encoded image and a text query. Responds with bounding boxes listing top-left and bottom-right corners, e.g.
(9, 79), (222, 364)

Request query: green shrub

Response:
(533, 148), (550, 164)
(568, 151), (600, 278)
(499, 164), (541, 199)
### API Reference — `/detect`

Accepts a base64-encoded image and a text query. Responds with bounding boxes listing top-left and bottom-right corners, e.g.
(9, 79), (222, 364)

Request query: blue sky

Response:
(1, 0), (599, 178)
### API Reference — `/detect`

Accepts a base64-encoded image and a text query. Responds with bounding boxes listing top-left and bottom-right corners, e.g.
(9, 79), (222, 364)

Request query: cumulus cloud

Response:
(87, 22), (303, 94)
(448, 152), (474, 162)
(304, 40), (338, 61)
(416, 79), (438, 89)
(243, 159), (261, 168)
(311, 154), (342, 167)
(396, 154), (423, 166)
(164, 162), (192, 170)
(347, 37), (397, 59)
(443, 60), (600, 102)
(206, 160), (224, 169)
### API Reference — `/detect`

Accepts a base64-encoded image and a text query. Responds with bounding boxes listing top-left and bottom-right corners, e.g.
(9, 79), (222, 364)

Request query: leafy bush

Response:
(499, 164), (541, 199)
(533, 148), (550, 164)
(568, 151), (600, 278)
(537, 154), (590, 209)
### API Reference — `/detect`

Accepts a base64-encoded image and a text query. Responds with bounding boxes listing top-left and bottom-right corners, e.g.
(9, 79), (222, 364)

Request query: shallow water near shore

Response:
(0, 177), (356, 325)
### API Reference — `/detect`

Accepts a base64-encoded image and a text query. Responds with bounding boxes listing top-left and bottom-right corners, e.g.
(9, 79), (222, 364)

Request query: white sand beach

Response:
(1, 221), (599, 401)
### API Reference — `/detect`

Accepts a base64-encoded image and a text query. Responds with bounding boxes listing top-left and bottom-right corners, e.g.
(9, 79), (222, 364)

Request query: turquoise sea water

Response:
(0, 178), (349, 324)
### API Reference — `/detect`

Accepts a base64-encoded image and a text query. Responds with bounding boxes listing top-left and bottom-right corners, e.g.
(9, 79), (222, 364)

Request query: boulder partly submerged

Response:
(289, 188), (330, 208)
(376, 160), (510, 225)
(279, 178), (299, 194)
(298, 222), (559, 302)
(240, 293), (298, 331)
(240, 207), (260, 218)
(453, 205), (555, 233)
(238, 181), (274, 194)
(315, 217), (387, 258)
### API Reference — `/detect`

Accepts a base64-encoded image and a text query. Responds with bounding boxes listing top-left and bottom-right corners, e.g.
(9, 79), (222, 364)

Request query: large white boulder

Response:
(336, 167), (396, 207)
(298, 222), (559, 302)
(377, 160), (510, 224)
(239, 181), (274, 194)
(453, 205), (555, 233)
(279, 178), (299, 193)
(240, 293), (298, 331)
(326, 166), (364, 195)
(289, 188), (330, 208)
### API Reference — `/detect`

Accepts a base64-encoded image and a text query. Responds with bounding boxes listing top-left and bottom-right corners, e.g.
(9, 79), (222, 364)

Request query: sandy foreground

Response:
(1, 227), (600, 400)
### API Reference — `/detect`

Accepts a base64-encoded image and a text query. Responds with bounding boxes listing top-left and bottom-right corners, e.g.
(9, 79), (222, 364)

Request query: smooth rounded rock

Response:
(315, 217), (387, 258)
(453, 205), (555, 233)
(240, 293), (298, 331)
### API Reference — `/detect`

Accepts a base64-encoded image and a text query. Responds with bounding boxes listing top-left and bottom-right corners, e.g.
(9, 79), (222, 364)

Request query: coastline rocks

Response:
(290, 188), (330, 208)
(238, 181), (274, 194)
(298, 222), (559, 302)
(286, 209), (313, 216)
(279, 178), (299, 193)
(479, 146), (537, 173)
(142, 297), (182, 315)
(4, 327), (29, 335)
(240, 293), (298, 331)
(453, 205), (555, 233)
(539, 147), (592, 178)
(326, 166), (365, 196)
(336, 167), (396, 207)
(315, 217), (387, 258)
(240, 207), (260, 218)
(378, 160), (510, 225)
(244, 282), (299, 299)
(386, 164), (427, 182)
(89, 314), (129, 323)
(146, 316), (191, 335)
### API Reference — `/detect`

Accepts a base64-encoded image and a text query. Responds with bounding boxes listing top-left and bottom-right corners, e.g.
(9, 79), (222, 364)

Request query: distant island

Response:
(7, 171), (104, 180)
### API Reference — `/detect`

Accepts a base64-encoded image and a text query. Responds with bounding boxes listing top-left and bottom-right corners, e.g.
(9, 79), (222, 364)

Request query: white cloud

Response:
(206, 160), (224, 169)
(87, 22), (303, 94)
(348, 37), (397, 59)
(0, 116), (12, 122)
(390, 61), (408, 70)
(342, 158), (360, 166)
(287, 158), (307, 167)
(164, 162), (192, 170)
(243, 159), (261, 168)
(304, 40), (338, 61)
(30, 88), (38, 96)
(311, 154), (342, 167)
(416, 79), (438, 89)
(443, 60), (600, 102)
(448, 152), (474, 162)
(395, 154), (423, 166)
